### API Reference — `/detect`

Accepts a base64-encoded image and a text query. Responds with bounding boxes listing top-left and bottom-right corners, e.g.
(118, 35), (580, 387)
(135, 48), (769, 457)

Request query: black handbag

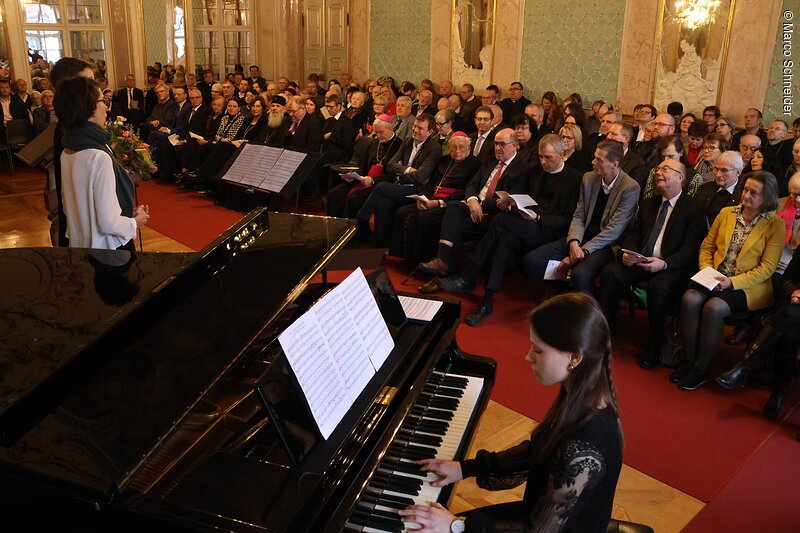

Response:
(660, 322), (684, 368)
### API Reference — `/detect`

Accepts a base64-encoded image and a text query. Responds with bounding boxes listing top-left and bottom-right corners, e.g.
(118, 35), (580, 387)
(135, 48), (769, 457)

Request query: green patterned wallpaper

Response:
(369, 0), (431, 83)
(764, 0), (800, 121)
(519, 0), (626, 105)
(143, 0), (168, 69)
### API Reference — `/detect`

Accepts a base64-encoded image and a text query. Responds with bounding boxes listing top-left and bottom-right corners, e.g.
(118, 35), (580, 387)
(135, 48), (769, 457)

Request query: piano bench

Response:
(606, 518), (655, 533)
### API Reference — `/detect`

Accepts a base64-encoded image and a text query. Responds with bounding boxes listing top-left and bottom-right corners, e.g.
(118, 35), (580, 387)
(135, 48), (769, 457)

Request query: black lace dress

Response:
(458, 406), (622, 532)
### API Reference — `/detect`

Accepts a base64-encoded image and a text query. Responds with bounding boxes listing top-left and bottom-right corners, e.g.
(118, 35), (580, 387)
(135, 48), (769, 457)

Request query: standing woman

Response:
(400, 292), (623, 532)
(56, 76), (149, 250)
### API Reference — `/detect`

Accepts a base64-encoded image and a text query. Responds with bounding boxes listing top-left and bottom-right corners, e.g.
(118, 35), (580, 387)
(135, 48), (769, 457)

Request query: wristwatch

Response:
(450, 517), (466, 533)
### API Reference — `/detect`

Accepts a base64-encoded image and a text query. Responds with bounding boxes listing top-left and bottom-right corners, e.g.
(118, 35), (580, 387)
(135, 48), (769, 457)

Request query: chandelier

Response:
(673, 0), (721, 30)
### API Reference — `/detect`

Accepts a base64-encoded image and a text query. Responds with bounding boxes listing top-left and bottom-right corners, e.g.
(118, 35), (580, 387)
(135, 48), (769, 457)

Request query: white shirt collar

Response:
(547, 161), (566, 174)
(601, 171), (621, 194)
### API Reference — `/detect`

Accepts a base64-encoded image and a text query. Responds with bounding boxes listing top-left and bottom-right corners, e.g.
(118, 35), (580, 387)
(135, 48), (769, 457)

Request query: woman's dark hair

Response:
(54, 76), (100, 128)
(528, 293), (622, 461)
(753, 148), (781, 177)
(511, 113), (535, 130)
(658, 135), (692, 167)
(563, 101), (585, 128)
(50, 57), (92, 88)
(744, 171), (780, 213)
(567, 92), (584, 108)
(688, 121), (707, 139)
(704, 132), (730, 152)
(401, 81), (416, 93)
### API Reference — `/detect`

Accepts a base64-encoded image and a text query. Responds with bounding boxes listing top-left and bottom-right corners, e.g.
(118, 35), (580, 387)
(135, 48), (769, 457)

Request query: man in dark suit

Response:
(499, 81), (531, 124)
(413, 89), (436, 117)
(357, 114), (442, 245)
(693, 150), (745, 228)
(469, 106), (498, 164)
(633, 112), (675, 165)
(599, 158), (707, 368)
(0, 78), (29, 143)
(285, 94), (324, 198)
(524, 102), (552, 143)
(14, 79), (33, 110)
(523, 140), (641, 293)
(762, 119), (792, 179)
(147, 85), (191, 182)
(730, 108), (768, 151)
(418, 128), (529, 276)
(247, 65), (267, 90)
(315, 94), (356, 193)
(327, 115), (401, 219)
(114, 73), (146, 130)
(431, 134), (583, 325)
(459, 83), (480, 123)
(171, 90), (212, 186)
(606, 121), (647, 186)
(196, 69), (215, 105)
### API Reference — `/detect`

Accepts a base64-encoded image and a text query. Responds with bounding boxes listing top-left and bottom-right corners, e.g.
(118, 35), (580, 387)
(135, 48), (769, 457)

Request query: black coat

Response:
(465, 153), (529, 213)
(620, 193), (706, 271)
(524, 164), (583, 236)
(693, 179), (746, 228)
(284, 113), (323, 152)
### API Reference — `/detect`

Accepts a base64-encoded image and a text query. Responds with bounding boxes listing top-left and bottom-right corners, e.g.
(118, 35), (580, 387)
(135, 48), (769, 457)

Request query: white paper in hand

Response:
(406, 194), (430, 202)
(544, 260), (567, 280)
(691, 266), (724, 291)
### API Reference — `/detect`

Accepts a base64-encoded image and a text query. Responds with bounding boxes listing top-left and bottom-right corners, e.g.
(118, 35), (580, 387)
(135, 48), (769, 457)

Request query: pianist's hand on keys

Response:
(416, 459), (463, 487)
(398, 501), (458, 532)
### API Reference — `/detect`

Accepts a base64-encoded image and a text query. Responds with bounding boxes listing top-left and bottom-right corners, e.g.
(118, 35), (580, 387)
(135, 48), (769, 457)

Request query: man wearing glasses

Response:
(356, 114), (442, 246)
(499, 81), (531, 124)
(634, 112), (675, 163)
(316, 95), (356, 194)
(599, 159), (706, 368)
(523, 140), (640, 294)
(693, 151), (745, 228)
(418, 128), (528, 277)
(470, 106), (497, 163)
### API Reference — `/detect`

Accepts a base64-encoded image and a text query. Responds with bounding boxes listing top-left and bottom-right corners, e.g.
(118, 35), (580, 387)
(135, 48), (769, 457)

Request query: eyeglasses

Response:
(509, 87), (522, 91)
(712, 166), (734, 173)
(435, 121), (448, 126)
(703, 145), (721, 151)
(657, 165), (682, 177)
(560, 135), (574, 141)
(325, 104), (338, 109)
(652, 121), (673, 128)
(494, 141), (515, 147)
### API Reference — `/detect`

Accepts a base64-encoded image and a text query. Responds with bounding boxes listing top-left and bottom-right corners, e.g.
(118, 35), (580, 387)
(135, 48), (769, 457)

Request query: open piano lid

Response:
(0, 210), (355, 501)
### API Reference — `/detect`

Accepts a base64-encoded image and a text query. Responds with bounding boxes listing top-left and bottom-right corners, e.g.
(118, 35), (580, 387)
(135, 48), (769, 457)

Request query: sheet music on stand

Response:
(220, 143), (311, 195)
(277, 268), (395, 439)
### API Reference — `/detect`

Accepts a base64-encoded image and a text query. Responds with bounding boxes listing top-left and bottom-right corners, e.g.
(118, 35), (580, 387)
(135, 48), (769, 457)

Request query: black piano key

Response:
(429, 374), (469, 388)
(406, 413), (451, 430)
(411, 406), (453, 421)
(356, 505), (403, 524)
(343, 526), (363, 533)
(403, 418), (449, 435)
(362, 489), (415, 507)
(423, 384), (464, 398)
(350, 509), (403, 533)
(381, 457), (426, 478)
(388, 442), (437, 460)
(373, 472), (423, 493)
(398, 428), (442, 447)
(417, 394), (460, 410)
(360, 492), (407, 510)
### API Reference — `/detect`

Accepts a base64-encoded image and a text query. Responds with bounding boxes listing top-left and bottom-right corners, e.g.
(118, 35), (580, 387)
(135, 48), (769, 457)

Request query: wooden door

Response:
(303, 0), (349, 82)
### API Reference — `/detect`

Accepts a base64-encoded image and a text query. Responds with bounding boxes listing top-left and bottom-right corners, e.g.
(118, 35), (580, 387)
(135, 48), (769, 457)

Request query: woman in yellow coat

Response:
(673, 171), (785, 391)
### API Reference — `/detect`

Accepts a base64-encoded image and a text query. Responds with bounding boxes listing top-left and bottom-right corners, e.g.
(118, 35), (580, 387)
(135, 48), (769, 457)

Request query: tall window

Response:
(19, 0), (107, 71)
(191, 0), (252, 78)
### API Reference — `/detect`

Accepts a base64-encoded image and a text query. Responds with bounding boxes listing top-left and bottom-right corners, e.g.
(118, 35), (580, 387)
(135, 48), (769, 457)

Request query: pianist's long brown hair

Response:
(527, 292), (623, 462)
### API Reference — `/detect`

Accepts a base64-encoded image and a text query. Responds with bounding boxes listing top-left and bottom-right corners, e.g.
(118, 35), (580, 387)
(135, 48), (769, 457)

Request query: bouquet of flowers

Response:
(105, 119), (156, 179)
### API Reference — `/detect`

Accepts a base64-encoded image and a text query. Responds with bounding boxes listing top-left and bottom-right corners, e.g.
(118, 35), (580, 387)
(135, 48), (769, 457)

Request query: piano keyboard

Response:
(343, 371), (485, 533)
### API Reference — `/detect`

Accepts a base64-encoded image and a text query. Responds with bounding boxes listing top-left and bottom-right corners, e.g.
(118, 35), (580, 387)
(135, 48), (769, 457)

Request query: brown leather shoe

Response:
(418, 279), (442, 294)
(418, 257), (449, 276)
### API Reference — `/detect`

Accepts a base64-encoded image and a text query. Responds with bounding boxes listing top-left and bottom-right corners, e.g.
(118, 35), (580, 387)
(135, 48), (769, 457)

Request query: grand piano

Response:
(0, 210), (495, 532)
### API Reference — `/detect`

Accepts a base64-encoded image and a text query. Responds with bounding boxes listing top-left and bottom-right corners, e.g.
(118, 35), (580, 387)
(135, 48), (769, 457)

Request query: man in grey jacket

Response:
(523, 139), (640, 293)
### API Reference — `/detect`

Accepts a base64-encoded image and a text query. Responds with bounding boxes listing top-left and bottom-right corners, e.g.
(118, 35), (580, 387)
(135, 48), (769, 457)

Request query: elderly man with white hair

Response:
(693, 150), (746, 228)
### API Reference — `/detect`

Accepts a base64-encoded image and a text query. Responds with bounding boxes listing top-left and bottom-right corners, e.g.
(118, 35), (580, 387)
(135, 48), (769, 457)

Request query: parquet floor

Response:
(0, 167), (703, 532)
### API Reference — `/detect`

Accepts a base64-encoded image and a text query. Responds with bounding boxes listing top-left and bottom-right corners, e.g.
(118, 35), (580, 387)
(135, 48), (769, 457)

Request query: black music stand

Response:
(216, 143), (321, 205)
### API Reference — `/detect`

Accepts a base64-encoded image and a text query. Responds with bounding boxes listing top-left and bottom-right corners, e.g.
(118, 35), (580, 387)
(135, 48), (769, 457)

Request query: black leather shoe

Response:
(716, 366), (747, 389)
(679, 367), (708, 391)
(464, 305), (492, 327)
(763, 387), (788, 421)
(436, 275), (475, 293)
(669, 362), (692, 383)
(639, 351), (659, 370)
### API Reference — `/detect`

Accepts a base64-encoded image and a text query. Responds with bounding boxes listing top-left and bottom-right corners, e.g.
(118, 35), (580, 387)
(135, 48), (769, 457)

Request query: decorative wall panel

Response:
(369, 0), (431, 82)
(519, 0), (626, 104)
(142, 0), (167, 67)
(764, 0), (800, 120)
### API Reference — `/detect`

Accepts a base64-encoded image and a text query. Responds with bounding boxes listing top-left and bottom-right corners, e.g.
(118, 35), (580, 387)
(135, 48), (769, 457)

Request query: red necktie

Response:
(484, 161), (506, 200)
